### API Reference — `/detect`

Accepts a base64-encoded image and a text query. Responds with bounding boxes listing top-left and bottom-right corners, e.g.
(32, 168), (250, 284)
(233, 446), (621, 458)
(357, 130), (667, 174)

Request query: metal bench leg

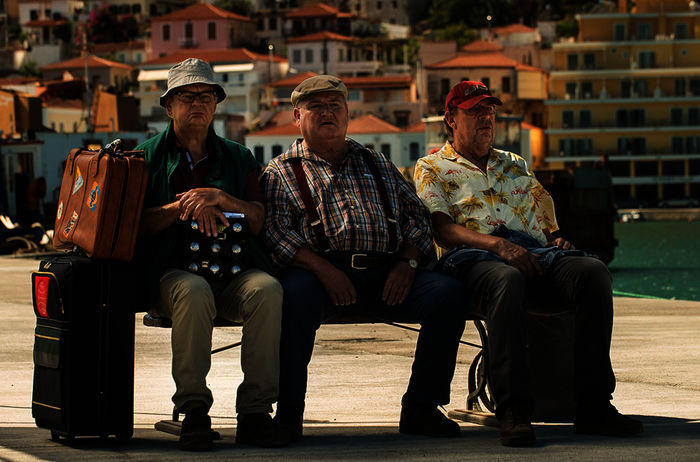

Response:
(448, 320), (499, 427)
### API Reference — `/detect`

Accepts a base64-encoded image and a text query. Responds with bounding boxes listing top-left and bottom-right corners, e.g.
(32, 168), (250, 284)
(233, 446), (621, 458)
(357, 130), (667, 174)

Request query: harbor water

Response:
(609, 221), (700, 301)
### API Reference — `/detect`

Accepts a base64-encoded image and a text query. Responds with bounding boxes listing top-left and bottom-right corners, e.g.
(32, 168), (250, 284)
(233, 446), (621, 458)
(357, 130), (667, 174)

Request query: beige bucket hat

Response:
(159, 58), (226, 107)
(291, 74), (348, 107)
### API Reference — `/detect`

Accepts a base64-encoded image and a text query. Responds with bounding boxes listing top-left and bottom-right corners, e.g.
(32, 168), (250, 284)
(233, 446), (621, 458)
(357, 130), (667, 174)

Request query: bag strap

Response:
(359, 150), (399, 252)
(289, 158), (332, 251)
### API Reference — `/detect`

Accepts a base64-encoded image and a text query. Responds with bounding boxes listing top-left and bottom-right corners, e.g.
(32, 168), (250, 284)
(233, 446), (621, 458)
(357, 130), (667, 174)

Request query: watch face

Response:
(409, 259), (418, 268)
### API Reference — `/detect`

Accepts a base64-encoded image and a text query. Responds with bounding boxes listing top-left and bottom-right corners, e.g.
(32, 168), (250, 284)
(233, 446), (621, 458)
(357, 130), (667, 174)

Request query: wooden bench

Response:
(143, 312), (498, 434)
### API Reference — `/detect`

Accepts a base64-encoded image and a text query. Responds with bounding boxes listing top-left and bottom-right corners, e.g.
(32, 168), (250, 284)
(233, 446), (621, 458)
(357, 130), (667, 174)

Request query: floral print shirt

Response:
(414, 142), (558, 247)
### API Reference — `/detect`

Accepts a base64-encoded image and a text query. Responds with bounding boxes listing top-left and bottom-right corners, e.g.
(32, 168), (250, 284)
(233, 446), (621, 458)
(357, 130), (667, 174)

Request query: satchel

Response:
(53, 140), (148, 261)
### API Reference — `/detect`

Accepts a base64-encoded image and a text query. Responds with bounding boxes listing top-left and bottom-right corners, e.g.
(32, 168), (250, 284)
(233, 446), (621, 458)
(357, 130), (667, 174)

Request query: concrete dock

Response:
(1, 255), (699, 460)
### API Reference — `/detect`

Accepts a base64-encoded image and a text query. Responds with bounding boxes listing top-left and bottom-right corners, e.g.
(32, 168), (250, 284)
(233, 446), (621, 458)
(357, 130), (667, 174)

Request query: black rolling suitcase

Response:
(31, 255), (134, 442)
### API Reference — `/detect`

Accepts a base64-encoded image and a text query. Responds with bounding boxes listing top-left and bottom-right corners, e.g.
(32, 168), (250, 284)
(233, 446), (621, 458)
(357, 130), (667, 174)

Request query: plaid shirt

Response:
(262, 138), (433, 267)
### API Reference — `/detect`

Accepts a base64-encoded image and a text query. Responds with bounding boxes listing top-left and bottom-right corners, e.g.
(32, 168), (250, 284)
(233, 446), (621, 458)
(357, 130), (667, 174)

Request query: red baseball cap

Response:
(444, 80), (502, 114)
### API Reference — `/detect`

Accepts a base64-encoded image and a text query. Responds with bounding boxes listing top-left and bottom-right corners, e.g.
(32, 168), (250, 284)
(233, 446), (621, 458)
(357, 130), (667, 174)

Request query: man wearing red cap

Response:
(414, 81), (643, 447)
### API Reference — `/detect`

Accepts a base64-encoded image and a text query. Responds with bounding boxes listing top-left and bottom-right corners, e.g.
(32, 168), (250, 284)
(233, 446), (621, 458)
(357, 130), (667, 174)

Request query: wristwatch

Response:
(397, 256), (419, 269)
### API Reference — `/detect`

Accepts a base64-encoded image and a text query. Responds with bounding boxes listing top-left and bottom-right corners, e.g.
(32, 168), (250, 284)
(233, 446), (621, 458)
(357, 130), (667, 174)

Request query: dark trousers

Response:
(277, 264), (466, 419)
(442, 255), (616, 418)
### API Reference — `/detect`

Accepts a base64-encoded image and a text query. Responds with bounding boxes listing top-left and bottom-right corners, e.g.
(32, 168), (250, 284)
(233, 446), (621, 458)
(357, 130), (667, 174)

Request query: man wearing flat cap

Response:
(136, 58), (289, 450)
(414, 80), (643, 447)
(261, 74), (466, 440)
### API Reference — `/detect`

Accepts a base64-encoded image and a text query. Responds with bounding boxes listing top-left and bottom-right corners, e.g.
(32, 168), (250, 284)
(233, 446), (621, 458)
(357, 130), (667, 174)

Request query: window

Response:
(583, 53), (595, 69)
(269, 17), (277, 30)
(185, 22), (193, 38)
(272, 145), (283, 157)
(208, 22), (216, 40)
(292, 49), (301, 63)
(502, 76), (511, 93)
(409, 142), (421, 161)
(675, 79), (687, 96)
(380, 143), (391, 160)
(618, 137), (647, 155)
(633, 79), (647, 97)
(581, 81), (593, 99)
(579, 110), (592, 128)
(162, 24), (170, 41)
(690, 79), (700, 96)
(377, 1), (382, 9)
(689, 108), (699, 125)
(347, 89), (361, 101)
(630, 109), (645, 127)
(565, 82), (577, 99)
(638, 51), (655, 69)
(616, 109), (629, 127)
(305, 49), (313, 63)
(30, 9), (38, 20)
(256, 18), (264, 30)
(621, 80), (631, 98)
(614, 23), (626, 41)
(687, 136), (700, 154)
(567, 54), (578, 70)
(672, 136), (685, 154)
(558, 138), (592, 156)
(481, 77), (490, 89)
(675, 23), (689, 39)
(637, 23), (652, 40)
(338, 48), (344, 62)
(254, 146), (264, 163)
(670, 108), (683, 125)
(440, 78), (450, 103)
(562, 111), (574, 128)
(392, 0), (398, 7)
(132, 4), (142, 14)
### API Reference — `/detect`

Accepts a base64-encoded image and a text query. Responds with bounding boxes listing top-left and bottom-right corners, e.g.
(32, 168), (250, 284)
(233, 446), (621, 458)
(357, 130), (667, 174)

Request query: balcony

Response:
(179, 38), (198, 48)
(547, 119), (700, 131)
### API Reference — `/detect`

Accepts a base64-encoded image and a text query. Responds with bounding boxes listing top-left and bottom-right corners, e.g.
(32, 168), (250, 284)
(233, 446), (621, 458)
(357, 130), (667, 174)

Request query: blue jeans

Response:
(277, 263), (466, 419)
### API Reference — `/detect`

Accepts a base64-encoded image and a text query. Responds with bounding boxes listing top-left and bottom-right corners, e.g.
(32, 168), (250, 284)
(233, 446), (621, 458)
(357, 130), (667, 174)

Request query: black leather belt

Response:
(324, 252), (394, 270)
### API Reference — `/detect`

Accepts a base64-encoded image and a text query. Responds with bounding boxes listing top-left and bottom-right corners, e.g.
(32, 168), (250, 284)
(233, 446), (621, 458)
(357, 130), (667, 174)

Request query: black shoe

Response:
(236, 413), (292, 448)
(273, 403), (304, 442)
(179, 407), (213, 451)
(399, 402), (460, 437)
(499, 407), (536, 447)
(575, 402), (643, 437)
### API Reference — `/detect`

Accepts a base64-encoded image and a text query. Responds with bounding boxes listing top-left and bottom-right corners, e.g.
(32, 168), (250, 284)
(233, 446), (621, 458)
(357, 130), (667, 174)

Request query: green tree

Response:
(19, 60), (41, 77)
(433, 23), (479, 48)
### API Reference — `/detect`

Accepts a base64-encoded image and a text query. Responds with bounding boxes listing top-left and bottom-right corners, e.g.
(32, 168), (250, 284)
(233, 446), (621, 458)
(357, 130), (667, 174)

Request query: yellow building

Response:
(546, 0), (700, 205)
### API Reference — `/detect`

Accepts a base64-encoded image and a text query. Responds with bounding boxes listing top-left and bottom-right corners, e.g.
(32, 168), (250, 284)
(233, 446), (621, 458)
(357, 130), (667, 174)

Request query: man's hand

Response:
(176, 188), (221, 221)
(316, 262), (358, 306)
(493, 238), (543, 278)
(382, 262), (417, 306)
(547, 237), (574, 250)
(193, 206), (229, 237)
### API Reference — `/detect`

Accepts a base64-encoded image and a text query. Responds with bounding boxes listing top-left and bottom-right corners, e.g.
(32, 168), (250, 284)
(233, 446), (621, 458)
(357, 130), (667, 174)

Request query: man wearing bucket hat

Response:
(414, 81), (643, 446)
(136, 58), (289, 450)
(261, 75), (466, 441)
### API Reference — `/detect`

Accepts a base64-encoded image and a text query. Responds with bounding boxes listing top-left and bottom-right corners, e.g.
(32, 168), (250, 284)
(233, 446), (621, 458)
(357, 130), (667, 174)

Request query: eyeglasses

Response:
(174, 91), (217, 104)
(465, 106), (496, 118)
(301, 101), (346, 113)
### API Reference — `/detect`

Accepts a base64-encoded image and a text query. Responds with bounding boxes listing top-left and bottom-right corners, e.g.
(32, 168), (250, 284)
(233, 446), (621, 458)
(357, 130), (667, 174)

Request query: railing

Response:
(549, 120), (700, 130)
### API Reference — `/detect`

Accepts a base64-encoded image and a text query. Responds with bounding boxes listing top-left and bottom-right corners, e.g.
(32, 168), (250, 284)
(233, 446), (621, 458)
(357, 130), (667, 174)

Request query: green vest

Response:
(134, 121), (273, 299)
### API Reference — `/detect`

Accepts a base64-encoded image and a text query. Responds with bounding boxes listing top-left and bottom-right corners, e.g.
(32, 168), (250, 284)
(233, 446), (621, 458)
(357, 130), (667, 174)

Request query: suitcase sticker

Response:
(72, 166), (83, 195)
(87, 182), (100, 212)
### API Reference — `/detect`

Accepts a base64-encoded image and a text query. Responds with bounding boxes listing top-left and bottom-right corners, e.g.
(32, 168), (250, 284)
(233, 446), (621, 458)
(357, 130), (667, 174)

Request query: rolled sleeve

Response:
(413, 158), (452, 217)
(262, 164), (308, 267)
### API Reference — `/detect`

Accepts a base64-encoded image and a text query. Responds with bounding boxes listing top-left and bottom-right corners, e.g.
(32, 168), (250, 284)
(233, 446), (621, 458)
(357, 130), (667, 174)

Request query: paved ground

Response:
(1, 255), (699, 460)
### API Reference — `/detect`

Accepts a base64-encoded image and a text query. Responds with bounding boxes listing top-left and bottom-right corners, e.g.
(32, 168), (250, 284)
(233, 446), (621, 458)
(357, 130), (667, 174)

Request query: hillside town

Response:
(0, 0), (698, 229)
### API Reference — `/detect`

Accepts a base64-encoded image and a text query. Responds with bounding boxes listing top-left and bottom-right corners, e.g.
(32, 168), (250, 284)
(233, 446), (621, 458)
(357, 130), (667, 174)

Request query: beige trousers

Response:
(152, 268), (282, 415)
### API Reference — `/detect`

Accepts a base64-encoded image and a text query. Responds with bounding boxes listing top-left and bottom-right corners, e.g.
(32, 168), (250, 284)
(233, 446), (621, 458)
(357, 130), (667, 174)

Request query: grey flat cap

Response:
(291, 75), (348, 107)
(159, 58), (226, 107)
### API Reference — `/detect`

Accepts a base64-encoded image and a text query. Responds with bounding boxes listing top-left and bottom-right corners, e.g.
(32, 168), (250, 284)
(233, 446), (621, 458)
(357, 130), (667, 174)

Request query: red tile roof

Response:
(250, 114), (403, 136)
(348, 114), (400, 134)
(268, 71), (318, 88)
(249, 122), (300, 136)
(460, 40), (504, 53)
(287, 31), (353, 43)
(143, 48), (287, 66)
(286, 3), (341, 18)
(492, 24), (538, 35)
(24, 19), (67, 27)
(426, 53), (519, 69)
(44, 98), (85, 109)
(405, 121), (425, 133)
(152, 2), (251, 22)
(40, 55), (133, 71)
(344, 75), (412, 89)
(515, 63), (544, 73)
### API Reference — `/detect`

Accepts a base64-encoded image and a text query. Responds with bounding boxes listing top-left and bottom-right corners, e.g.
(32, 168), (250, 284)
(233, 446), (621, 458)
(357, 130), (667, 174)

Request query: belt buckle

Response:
(351, 253), (368, 270)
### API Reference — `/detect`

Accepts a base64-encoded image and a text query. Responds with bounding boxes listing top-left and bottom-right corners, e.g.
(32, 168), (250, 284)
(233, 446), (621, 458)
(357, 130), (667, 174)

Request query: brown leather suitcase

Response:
(53, 141), (147, 261)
